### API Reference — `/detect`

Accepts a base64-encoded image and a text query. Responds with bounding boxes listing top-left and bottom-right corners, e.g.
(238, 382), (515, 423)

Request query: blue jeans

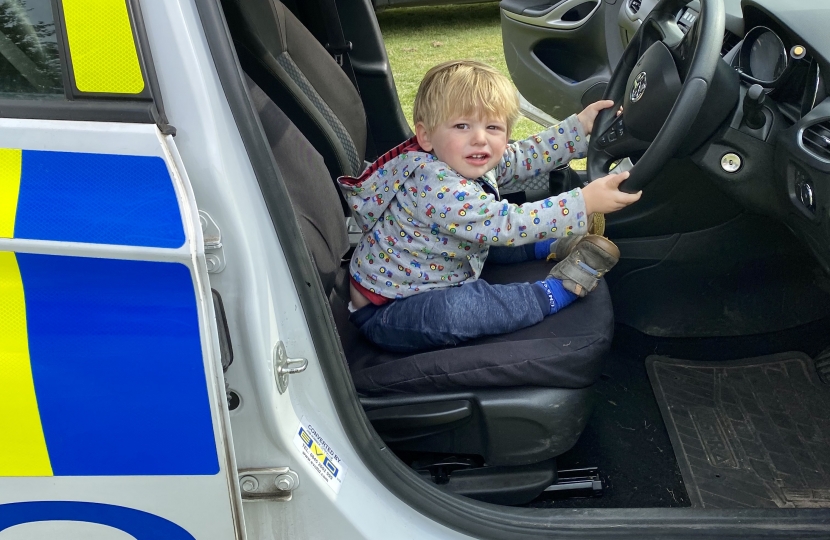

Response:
(350, 246), (551, 353)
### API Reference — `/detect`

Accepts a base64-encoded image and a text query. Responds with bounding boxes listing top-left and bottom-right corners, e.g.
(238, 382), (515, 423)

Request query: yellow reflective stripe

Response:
(62, 0), (145, 94)
(0, 251), (52, 476)
(0, 149), (22, 238)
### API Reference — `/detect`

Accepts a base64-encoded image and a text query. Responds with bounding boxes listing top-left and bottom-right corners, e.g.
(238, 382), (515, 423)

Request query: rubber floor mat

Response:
(646, 353), (830, 508)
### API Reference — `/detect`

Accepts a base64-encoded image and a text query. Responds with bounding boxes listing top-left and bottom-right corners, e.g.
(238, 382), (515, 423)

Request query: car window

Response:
(0, 0), (63, 98)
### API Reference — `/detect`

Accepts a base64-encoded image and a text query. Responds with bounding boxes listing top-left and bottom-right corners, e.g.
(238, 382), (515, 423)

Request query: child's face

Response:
(416, 115), (508, 179)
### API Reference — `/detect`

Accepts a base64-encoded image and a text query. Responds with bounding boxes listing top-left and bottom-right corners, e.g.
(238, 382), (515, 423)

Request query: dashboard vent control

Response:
(629, 0), (641, 14)
(792, 165), (817, 216)
(798, 180), (815, 212)
(801, 121), (830, 162)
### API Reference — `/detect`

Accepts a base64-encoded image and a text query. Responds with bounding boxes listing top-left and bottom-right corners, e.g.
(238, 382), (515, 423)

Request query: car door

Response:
(0, 1), (241, 538)
(501, 0), (744, 121)
(500, 0), (629, 120)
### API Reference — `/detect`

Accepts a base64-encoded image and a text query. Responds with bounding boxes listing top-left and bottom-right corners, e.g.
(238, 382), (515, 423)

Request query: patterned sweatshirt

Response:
(337, 114), (589, 300)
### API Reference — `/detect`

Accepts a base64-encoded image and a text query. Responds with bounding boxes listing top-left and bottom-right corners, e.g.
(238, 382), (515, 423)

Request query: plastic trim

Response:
(0, 99), (156, 123)
(128, 0), (175, 133)
(502, 0), (601, 30)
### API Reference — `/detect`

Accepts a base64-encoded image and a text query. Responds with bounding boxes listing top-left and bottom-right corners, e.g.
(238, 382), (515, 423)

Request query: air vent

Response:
(629, 0), (641, 14)
(802, 121), (830, 162)
(721, 30), (740, 56)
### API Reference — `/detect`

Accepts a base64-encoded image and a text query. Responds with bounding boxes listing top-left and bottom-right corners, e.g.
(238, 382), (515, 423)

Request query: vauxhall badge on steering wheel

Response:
(630, 71), (647, 102)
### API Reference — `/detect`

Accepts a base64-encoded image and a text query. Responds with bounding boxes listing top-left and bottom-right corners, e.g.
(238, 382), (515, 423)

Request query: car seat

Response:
(234, 0), (614, 505)
(222, 0), (366, 216)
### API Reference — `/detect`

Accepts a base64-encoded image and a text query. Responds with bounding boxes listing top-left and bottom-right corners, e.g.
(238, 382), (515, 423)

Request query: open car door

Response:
(500, 0), (741, 120)
(500, 0), (630, 120)
(0, 1), (241, 538)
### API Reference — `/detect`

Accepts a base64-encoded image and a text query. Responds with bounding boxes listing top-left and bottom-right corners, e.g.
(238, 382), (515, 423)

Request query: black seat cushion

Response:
(334, 260), (614, 395)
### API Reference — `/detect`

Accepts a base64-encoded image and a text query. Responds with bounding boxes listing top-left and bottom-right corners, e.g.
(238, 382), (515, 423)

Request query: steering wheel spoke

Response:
(644, 11), (685, 51)
(593, 115), (649, 163)
(661, 13), (702, 82)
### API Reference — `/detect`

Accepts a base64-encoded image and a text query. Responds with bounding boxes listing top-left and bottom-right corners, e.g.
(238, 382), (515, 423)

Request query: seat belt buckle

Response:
(325, 41), (353, 66)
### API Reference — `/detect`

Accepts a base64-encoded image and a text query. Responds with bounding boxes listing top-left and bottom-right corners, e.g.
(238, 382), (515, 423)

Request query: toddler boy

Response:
(338, 60), (640, 352)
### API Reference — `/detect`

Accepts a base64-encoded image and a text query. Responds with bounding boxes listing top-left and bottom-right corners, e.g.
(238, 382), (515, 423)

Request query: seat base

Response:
(362, 386), (595, 467)
(543, 467), (604, 499)
(432, 458), (557, 506)
(342, 261), (612, 467)
(413, 458), (604, 506)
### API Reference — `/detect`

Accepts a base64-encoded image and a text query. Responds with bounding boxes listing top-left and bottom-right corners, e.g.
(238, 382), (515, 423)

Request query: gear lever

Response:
(743, 84), (767, 130)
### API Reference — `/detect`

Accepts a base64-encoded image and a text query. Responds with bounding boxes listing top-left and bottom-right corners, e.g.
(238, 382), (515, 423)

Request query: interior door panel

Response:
(501, 0), (626, 120)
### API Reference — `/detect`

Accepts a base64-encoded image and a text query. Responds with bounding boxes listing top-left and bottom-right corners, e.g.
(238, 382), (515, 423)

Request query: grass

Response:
(376, 2), (585, 169)
(376, 2), (541, 140)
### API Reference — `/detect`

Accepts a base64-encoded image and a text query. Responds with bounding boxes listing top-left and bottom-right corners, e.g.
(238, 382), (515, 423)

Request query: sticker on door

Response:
(293, 417), (348, 494)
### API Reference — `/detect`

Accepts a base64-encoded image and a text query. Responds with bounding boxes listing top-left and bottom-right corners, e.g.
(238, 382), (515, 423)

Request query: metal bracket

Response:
(199, 210), (225, 273)
(274, 341), (308, 394)
(238, 467), (299, 502)
(544, 467), (603, 497)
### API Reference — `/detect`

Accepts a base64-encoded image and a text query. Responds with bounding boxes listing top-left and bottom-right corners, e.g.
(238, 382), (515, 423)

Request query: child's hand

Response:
(581, 171), (641, 215)
(577, 100), (616, 135)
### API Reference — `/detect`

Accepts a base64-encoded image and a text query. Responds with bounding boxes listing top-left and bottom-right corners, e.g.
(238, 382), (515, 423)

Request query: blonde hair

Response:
(413, 60), (520, 135)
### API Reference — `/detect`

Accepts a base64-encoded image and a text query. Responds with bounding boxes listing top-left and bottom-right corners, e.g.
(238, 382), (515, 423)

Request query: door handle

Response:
(503, 0), (600, 30)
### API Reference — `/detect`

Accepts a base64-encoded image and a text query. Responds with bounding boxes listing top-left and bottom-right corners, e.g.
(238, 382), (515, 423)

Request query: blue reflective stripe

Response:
(14, 150), (185, 248)
(18, 253), (218, 475)
(0, 502), (196, 539)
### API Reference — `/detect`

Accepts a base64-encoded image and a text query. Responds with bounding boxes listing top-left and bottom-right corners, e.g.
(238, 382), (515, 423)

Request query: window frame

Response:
(0, 0), (170, 128)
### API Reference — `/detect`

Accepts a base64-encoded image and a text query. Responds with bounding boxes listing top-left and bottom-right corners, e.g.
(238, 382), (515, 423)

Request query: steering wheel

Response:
(586, 0), (725, 193)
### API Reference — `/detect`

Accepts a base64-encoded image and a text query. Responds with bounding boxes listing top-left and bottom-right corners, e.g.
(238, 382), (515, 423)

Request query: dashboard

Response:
(723, 1), (830, 273)
(725, 17), (826, 123)
(626, 0), (830, 273)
